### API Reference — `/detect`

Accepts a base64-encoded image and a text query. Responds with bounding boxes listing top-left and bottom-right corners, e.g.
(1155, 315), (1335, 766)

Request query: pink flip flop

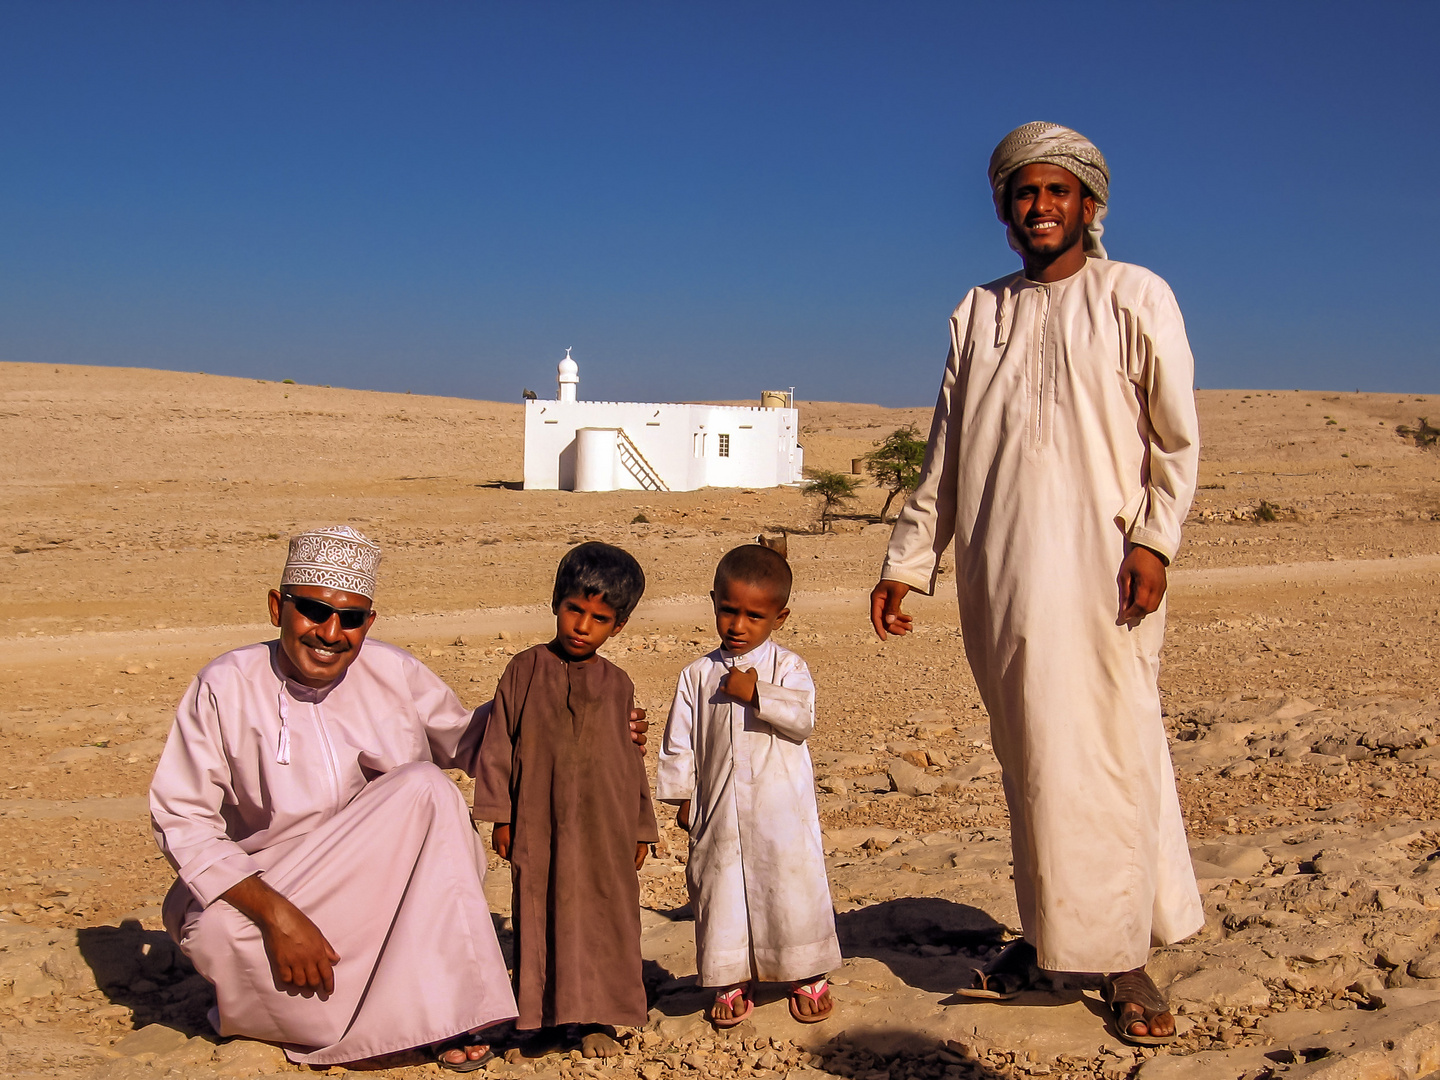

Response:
(789, 978), (833, 1023)
(710, 985), (754, 1028)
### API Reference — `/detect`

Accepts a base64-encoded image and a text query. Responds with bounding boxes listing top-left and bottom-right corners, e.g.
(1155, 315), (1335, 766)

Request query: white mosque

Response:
(522, 350), (804, 492)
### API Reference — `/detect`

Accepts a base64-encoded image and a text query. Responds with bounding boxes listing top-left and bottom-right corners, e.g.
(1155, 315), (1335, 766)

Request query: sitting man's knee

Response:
(380, 760), (464, 805)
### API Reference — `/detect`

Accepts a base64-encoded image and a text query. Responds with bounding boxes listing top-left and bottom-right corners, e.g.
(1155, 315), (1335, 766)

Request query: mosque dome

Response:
(557, 347), (579, 401)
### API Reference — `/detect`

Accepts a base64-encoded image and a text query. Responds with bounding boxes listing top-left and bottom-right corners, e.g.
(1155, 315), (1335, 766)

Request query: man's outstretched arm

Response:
(874, 311), (971, 635)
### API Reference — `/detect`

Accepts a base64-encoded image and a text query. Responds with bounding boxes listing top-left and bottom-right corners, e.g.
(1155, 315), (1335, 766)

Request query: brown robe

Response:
(473, 644), (659, 1030)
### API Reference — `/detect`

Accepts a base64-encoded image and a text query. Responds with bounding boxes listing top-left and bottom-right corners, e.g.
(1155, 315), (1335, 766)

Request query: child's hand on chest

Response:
(719, 666), (759, 707)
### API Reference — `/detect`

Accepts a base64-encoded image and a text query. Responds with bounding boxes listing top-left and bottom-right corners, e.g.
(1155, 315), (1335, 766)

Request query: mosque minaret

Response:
(557, 347), (579, 403)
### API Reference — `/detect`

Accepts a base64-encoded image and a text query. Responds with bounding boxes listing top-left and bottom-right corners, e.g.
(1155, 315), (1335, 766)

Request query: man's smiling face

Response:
(1006, 162), (1095, 263)
(268, 584), (376, 687)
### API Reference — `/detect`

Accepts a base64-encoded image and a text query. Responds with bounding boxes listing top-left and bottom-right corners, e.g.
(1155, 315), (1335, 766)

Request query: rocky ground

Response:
(1, 362), (1438, 1080)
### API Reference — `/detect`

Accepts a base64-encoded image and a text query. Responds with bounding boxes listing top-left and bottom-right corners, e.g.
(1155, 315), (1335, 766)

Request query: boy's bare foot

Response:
(578, 1025), (624, 1058)
(789, 976), (833, 1023)
(709, 983), (753, 1027)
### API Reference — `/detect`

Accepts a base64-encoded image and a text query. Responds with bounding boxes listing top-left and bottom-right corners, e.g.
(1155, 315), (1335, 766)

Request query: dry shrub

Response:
(1395, 417), (1439, 449)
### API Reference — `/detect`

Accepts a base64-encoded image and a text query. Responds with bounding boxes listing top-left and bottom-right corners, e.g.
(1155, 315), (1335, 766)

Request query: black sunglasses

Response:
(281, 592), (372, 630)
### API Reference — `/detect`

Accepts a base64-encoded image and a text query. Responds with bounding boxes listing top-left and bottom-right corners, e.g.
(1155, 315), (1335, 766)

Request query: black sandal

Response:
(435, 1036), (495, 1073)
(955, 939), (1037, 1000)
(1102, 969), (1176, 1046)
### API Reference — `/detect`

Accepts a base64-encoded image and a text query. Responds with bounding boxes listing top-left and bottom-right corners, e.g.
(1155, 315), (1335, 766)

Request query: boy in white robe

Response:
(657, 545), (842, 1027)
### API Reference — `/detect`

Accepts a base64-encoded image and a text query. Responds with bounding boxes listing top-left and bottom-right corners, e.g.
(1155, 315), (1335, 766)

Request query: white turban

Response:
(281, 525), (382, 599)
(988, 121), (1110, 259)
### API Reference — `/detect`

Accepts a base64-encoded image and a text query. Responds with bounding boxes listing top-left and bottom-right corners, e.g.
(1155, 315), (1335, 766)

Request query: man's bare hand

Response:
(220, 874), (339, 996)
(492, 823), (512, 861)
(629, 707), (648, 753)
(870, 580), (914, 639)
(635, 842), (649, 871)
(676, 799), (692, 832)
(719, 667), (758, 706)
(1117, 546), (1167, 624)
(262, 900), (340, 995)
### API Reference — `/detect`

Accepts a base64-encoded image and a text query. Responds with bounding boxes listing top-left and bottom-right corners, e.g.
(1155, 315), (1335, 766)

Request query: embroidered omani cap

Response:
(280, 526), (382, 599)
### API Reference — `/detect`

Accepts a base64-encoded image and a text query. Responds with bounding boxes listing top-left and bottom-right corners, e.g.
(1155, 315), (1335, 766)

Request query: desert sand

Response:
(1, 360), (1438, 1080)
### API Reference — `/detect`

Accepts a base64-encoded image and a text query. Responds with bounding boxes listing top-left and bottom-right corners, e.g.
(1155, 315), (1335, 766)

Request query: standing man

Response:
(870, 123), (1202, 1045)
(151, 526), (518, 1068)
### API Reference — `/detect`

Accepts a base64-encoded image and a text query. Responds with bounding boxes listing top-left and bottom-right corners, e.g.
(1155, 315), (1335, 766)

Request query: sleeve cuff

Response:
(880, 566), (937, 595)
(1128, 526), (1178, 564)
(470, 798), (513, 825)
(185, 851), (264, 908)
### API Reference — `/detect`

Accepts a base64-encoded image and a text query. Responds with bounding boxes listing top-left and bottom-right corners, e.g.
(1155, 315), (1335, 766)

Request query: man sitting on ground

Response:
(151, 526), (645, 1068)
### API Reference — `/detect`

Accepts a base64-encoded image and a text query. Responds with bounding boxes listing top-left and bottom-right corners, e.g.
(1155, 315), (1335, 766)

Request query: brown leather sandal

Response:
(1102, 969), (1176, 1046)
(956, 939), (1037, 1000)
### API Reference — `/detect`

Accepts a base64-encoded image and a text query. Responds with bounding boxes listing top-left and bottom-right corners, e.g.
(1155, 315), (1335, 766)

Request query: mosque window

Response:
(718, 434), (730, 458)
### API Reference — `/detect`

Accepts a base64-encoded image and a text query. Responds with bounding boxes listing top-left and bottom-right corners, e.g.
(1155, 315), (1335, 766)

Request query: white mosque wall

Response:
(523, 400), (803, 491)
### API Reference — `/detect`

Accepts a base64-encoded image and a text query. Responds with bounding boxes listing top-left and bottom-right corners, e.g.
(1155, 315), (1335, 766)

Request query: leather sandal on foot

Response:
(789, 978), (833, 1023)
(956, 940), (1036, 1000)
(1102, 970), (1176, 1046)
(435, 1038), (494, 1073)
(710, 985), (754, 1028)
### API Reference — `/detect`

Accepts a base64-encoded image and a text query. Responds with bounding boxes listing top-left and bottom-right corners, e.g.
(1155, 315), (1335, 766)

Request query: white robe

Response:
(150, 640), (517, 1064)
(656, 639), (841, 986)
(882, 258), (1205, 974)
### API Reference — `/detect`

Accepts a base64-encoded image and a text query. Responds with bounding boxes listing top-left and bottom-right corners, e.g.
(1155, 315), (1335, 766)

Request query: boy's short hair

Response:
(552, 542), (646, 622)
(713, 544), (792, 607)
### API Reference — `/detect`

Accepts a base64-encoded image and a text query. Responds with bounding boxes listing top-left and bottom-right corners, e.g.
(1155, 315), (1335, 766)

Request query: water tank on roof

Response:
(760, 390), (789, 409)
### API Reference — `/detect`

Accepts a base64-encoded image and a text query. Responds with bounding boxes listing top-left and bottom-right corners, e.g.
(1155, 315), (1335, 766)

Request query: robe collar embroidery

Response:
(995, 259), (1093, 347)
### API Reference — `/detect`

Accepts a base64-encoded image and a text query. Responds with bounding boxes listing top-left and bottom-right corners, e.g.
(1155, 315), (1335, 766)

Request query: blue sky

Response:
(1, 2), (1435, 405)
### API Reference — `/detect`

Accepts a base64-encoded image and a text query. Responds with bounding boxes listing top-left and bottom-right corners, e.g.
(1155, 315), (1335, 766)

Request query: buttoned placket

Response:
(1031, 283), (1053, 451)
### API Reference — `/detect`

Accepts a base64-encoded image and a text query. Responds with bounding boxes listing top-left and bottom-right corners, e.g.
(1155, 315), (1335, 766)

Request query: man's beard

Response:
(1013, 215), (1086, 261)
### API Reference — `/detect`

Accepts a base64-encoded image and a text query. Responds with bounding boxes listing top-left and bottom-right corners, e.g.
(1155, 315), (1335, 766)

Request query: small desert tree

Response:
(865, 424), (927, 522)
(1396, 417), (1439, 449)
(802, 469), (859, 533)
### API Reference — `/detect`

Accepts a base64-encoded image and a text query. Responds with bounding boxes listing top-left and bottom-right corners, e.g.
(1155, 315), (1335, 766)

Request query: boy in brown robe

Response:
(474, 542), (659, 1059)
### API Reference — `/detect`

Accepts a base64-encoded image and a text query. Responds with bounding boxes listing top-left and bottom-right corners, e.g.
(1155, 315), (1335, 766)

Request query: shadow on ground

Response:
(811, 1027), (1015, 1077)
(77, 920), (215, 1036)
(835, 896), (1010, 995)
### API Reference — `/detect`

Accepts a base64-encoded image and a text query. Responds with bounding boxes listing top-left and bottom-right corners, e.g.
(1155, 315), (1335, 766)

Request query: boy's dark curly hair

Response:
(552, 541), (646, 622)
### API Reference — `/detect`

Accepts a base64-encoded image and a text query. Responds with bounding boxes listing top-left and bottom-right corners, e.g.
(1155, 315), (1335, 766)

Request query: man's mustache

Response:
(298, 635), (351, 653)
